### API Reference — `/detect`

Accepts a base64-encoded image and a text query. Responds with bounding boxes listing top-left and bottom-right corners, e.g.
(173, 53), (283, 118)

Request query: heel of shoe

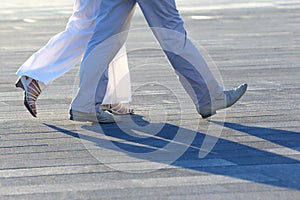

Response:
(198, 104), (217, 119)
(15, 77), (25, 89)
(70, 115), (88, 122)
(69, 110), (90, 122)
(201, 111), (216, 119)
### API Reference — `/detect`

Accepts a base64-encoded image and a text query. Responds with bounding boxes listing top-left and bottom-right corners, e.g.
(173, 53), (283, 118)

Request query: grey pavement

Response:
(0, 0), (300, 199)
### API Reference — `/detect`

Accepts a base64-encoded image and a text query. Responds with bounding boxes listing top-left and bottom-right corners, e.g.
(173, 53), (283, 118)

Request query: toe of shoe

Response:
(227, 83), (248, 107)
(237, 83), (248, 97)
(97, 111), (120, 123)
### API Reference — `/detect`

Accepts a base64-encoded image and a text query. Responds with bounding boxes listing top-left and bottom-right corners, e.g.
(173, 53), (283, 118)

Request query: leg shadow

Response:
(44, 118), (300, 190)
(210, 120), (300, 151)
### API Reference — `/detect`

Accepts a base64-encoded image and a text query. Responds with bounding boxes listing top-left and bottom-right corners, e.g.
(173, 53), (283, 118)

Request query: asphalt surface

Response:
(0, 1), (299, 199)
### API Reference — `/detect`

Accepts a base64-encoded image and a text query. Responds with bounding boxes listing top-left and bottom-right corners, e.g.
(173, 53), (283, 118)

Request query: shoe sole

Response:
(70, 111), (117, 124)
(201, 111), (217, 119)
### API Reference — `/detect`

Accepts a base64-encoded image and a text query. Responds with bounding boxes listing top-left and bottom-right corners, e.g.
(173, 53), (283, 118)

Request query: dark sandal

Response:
(15, 76), (42, 117)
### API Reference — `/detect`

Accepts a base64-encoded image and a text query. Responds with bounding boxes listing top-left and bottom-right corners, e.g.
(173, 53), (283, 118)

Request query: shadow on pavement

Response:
(44, 115), (300, 190)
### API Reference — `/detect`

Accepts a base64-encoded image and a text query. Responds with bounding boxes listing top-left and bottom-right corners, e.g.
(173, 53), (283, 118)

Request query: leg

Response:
(16, 0), (101, 85)
(137, 0), (223, 107)
(15, 0), (99, 117)
(138, 0), (247, 118)
(16, 0), (133, 117)
(71, 0), (136, 113)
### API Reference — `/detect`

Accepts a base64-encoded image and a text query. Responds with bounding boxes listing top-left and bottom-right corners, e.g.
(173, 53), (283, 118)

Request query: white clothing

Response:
(16, 0), (132, 104)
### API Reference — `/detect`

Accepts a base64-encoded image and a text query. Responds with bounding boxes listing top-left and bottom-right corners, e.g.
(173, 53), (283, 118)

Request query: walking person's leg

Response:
(16, 0), (133, 117)
(137, 0), (247, 118)
(70, 0), (136, 122)
(16, 0), (101, 85)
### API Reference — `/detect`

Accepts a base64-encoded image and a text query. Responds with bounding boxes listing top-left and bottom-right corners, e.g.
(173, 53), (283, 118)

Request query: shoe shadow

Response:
(44, 116), (300, 190)
(210, 120), (300, 152)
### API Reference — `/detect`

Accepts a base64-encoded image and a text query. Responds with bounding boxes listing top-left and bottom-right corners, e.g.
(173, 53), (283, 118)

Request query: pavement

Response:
(0, 0), (300, 199)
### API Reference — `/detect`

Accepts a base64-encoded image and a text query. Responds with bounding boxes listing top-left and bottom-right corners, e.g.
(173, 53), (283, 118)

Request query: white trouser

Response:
(16, 0), (131, 104)
(71, 0), (223, 113)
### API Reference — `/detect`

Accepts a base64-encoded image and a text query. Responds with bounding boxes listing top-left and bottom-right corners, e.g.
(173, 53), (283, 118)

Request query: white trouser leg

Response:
(16, 0), (132, 104)
(102, 46), (132, 104)
(16, 0), (100, 85)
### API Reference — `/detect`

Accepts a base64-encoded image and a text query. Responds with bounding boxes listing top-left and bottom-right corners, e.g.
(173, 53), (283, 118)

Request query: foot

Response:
(15, 76), (42, 117)
(69, 109), (119, 123)
(100, 103), (134, 115)
(197, 83), (248, 119)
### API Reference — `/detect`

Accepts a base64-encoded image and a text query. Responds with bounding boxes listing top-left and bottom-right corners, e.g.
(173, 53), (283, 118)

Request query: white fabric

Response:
(16, 0), (131, 104)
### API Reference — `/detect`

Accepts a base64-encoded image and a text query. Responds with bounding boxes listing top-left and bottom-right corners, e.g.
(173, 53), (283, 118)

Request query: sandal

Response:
(100, 103), (134, 115)
(15, 76), (42, 117)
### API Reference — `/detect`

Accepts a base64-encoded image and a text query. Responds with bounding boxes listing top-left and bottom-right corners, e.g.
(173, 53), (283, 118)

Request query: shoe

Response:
(100, 103), (134, 115)
(198, 83), (248, 119)
(15, 76), (42, 117)
(69, 109), (119, 123)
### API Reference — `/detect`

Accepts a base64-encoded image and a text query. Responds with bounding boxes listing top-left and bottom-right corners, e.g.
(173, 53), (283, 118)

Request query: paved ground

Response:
(0, 1), (300, 199)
